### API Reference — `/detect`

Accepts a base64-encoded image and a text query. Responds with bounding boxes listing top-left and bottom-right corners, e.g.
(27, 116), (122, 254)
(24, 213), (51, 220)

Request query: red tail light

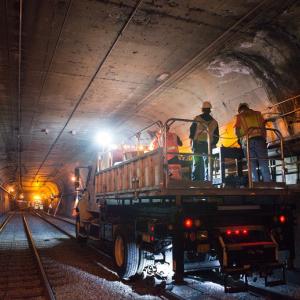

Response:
(279, 215), (286, 224)
(225, 228), (249, 236)
(184, 218), (193, 229)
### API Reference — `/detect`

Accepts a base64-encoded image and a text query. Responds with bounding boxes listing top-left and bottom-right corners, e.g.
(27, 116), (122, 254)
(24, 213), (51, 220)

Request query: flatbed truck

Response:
(75, 118), (296, 291)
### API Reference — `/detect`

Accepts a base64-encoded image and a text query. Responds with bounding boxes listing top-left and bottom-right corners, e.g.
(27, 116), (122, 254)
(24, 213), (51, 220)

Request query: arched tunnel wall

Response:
(0, 190), (10, 215)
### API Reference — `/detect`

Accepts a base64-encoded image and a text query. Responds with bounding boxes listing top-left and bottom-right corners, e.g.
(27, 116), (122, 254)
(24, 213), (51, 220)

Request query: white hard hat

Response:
(202, 101), (212, 109)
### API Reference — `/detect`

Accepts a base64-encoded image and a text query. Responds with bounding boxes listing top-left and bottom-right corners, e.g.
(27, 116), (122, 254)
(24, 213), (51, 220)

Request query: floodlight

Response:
(95, 131), (112, 147)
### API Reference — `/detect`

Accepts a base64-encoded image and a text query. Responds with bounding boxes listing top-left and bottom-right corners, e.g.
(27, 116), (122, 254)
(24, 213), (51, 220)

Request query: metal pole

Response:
(163, 124), (168, 188)
(246, 130), (253, 188)
(207, 128), (212, 182)
(54, 194), (63, 216)
(268, 128), (285, 183)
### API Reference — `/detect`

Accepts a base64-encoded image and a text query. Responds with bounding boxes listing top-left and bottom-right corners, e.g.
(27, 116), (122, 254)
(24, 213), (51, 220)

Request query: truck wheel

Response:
(137, 250), (146, 275)
(75, 216), (87, 244)
(114, 228), (139, 279)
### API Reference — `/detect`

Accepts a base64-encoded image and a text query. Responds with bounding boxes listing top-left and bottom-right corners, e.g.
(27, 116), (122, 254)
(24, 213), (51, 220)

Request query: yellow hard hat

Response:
(202, 101), (212, 109)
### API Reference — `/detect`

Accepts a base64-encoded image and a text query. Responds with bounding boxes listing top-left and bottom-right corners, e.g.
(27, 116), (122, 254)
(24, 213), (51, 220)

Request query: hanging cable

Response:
(17, 0), (23, 190)
(33, 0), (144, 183)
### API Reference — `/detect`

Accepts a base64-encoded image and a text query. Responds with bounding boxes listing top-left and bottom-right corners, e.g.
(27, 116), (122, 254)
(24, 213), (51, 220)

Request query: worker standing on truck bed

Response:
(150, 125), (182, 164)
(190, 101), (219, 181)
(234, 102), (271, 182)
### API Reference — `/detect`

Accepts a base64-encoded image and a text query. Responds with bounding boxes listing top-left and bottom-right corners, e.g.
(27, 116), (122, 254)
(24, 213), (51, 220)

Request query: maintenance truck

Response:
(75, 118), (296, 291)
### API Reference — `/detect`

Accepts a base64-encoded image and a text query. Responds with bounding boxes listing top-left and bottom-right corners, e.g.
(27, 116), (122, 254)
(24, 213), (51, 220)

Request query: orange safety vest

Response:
(151, 132), (179, 160)
(234, 109), (266, 143)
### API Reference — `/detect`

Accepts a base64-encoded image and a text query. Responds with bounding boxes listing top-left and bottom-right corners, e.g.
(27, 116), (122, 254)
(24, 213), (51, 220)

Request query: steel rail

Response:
(40, 214), (183, 300)
(43, 211), (75, 225)
(33, 0), (144, 183)
(187, 273), (298, 300)
(22, 215), (56, 300)
(0, 213), (13, 233)
(33, 211), (114, 260)
(34, 212), (299, 300)
(247, 284), (298, 300)
(33, 211), (75, 239)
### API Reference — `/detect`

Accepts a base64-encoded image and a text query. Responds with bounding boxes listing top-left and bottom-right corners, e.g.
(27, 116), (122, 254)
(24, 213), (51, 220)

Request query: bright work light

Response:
(95, 131), (112, 147)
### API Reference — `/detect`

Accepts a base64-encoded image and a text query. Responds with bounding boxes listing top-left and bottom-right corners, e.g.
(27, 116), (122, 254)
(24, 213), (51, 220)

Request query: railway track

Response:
(34, 211), (300, 300)
(0, 212), (55, 299)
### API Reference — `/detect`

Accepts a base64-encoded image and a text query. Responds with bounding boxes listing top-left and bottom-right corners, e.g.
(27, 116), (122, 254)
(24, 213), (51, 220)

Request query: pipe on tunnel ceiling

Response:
(28, 0), (73, 135)
(32, 0), (144, 184)
(17, 0), (23, 189)
(115, 0), (288, 127)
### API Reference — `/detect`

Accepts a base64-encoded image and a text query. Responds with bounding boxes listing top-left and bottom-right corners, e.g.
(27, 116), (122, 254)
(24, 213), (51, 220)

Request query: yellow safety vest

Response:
(193, 115), (218, 143)
(235, 109), (266, 143)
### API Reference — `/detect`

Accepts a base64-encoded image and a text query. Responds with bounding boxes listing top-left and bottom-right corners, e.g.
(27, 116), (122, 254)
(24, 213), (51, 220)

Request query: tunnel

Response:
(0, 1), (300, 299)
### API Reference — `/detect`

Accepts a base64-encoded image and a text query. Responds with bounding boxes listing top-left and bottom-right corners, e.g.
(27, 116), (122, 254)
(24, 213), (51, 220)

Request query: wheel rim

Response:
(115, 235), (125, 267)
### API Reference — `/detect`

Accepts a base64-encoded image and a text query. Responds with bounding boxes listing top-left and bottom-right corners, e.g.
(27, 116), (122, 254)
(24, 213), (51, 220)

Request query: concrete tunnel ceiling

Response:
(0, 0), (300, 195)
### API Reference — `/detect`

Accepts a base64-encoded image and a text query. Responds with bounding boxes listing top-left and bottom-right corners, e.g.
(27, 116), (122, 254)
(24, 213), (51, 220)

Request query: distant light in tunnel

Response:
(33, 194), (41, 201)
(71, 176), (76, 182)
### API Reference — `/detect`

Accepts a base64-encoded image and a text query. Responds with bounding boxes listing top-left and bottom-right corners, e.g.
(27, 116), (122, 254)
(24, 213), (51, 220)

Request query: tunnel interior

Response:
(0, 0), (299, 214)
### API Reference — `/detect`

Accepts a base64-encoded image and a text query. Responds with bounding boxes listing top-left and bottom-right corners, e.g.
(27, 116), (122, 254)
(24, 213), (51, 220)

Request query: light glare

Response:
(95, 131), (112, 147)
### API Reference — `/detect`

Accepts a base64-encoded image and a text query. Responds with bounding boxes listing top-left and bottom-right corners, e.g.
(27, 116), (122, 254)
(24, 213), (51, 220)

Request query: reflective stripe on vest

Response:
(194, 116), (218, 143)
(237, 110), (265, 141)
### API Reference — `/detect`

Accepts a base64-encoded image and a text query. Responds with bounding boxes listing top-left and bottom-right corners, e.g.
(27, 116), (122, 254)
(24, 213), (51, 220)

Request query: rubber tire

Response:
(75, 216), (87, 244)
(137, 249), (146, 275)
(113, 227), (139, 279)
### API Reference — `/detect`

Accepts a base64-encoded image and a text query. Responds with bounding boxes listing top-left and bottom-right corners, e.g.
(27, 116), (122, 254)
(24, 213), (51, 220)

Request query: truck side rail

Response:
(95, 149), (164, 195)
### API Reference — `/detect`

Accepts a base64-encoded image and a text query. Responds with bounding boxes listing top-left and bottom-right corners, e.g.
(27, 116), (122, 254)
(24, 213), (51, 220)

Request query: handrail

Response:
(164, 118), (212, 184)
(128, 120), (163, 141)
(266, 94), (300, 109)
(245, 127), (285, 188)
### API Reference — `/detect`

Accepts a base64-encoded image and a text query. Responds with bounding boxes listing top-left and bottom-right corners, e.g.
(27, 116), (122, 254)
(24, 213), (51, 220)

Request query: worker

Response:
(150, 126), (182, 163)
(189, 101), (219, 181)
(234, 102), (271, 182)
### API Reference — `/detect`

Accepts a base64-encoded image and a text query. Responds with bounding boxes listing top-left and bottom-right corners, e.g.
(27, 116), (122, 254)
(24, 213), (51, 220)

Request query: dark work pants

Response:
(192, 141), (208, 181)
(242, 137), (271, 182)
